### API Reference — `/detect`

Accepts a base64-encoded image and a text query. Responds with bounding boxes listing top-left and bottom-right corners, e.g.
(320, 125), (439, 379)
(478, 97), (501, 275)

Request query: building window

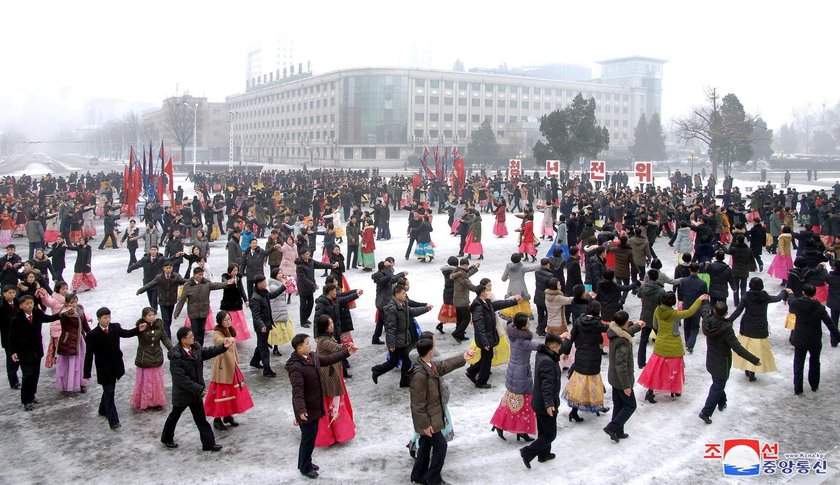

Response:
(430, 113), (439, 121)
(458, 114), (466, 122)
(509, 116), (517, 123)
(471, 99), (480, 107)
(444, 81), (454, 89)
(534, 88), (541, 95)
(522, 101), (529, 109)
(362, 147), (376, 159)
(385, 147), (400, 159)
(484, 115), (492, 123)
(533, 102), (541, 110)
(496, 130), (505, 137)
(445, 97), (453, 106)
(510, 101), (518, 109)
(430, 96), (439, 105)
(457, 129), (466, 138)
(415, 95), (425, 104)
(444, 114), (453, 122)
(444, 130), (452, 138)
(485, 99), (493, 107)
(497, 115), (505, 123)
(497, 100), (505, 108)
(429, 129), (439, 138)
(458, 98), (467, 106)
(414, 129), (424, 139)
(430, 80), (439, 88)
(415, 113), (424, 121)
(471, 114), (480, 122)
(344, 148), (354, 159)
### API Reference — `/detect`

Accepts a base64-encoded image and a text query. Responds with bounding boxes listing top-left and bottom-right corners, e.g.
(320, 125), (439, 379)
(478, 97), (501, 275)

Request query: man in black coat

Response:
(242, 238), (279, 299)
(564, 246), (583, 296)
(136, 261), (186, 339)
(313, 283), (361, 340)
(520, 333), (572, 468)
(371, 286), (431, 388)
(7, 295), (62, 410)
(0, 285), (21, 389)
(83, 307), (147, 429)
(165, 228), (185, 273)
(679, 263), (710, 353)
(466, 285), (520, 388)
(722, 235), (755, 305)
(702, 251), (736, 305)
(0, 244), (23, 287)
(97, 212), (119, 250)
(121, 219), (140, 266)
(534, 259), (554, 336)
(698, 302), (761, 424)
(128, 246), (172, 309)
(295, 248), (337, 329)
(371, 259), (406, 344)
(746, 219), (767, 272)
(286, 332), (356, 478)
(161, 326), (233, 451)
(788, 285), (840, 395)
(249, 275), (286, 377)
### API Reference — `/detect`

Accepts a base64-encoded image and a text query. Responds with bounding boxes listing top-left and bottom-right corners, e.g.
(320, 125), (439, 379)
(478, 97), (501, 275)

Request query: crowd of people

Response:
(1, 165), (840, 483)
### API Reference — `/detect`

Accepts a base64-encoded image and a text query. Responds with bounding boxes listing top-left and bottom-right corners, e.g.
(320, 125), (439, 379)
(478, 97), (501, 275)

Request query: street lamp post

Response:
(688, 152), (698, 178)
(183, 102), (198, 174)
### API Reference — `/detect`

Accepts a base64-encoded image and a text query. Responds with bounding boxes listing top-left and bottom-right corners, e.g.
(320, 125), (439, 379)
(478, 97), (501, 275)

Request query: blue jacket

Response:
(680, 274), (708, 307)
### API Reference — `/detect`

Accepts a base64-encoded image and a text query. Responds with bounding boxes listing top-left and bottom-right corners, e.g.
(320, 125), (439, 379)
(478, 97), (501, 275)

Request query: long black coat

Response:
(385, 297), (430, 349)
(570, 314), (608, 375)
(789, 296), (840, 349)
(167, 343), (228, 407)
(68, 244), (92, 274)
(703, 261), (735, 300)
(826, 270), (840, 310)
(285, 349), (349, 425)
(702, 314), (759, 379)
(314, 291), (360, 338)
(0, 297), (19, 349)
(596, 279), (635, 321)
(83, 323), (141, 385)
(534, 268), (554, 306)
(295, 257), (333, 297)
(729, 289), (787, 339)
(747, 225), (767, 257)
(564, 257), (582, 295)
(723, 243), (756, 279)
(7, 309), (61, 362)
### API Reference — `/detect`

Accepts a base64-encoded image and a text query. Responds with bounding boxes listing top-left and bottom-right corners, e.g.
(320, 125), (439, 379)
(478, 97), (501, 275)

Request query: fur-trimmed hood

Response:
(607, 321), (632, 342)
(506, 322), (533, 342)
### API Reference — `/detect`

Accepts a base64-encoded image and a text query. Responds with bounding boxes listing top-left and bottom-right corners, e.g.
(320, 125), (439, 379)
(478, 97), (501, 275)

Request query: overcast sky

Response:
(1, 0), (837, 139)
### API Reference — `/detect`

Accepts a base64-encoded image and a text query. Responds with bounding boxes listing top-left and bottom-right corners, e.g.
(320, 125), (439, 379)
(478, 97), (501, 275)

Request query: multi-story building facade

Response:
(141, 95), (230, 162)
(226, 57), (665, 166)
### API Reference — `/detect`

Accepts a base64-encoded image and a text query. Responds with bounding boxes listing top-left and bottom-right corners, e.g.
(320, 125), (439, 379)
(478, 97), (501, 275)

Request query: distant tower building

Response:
(453, 59), (465, 72)
(246, 46), (262, 85)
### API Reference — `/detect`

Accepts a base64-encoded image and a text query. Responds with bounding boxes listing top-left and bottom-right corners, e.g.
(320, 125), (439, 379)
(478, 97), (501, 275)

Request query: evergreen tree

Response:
(778, 123), (798, 154)
(468, 119), (499, 160)
(751, 117), (774, 160)
(532, 93), (609, 170)
(630, 114), (648, 160)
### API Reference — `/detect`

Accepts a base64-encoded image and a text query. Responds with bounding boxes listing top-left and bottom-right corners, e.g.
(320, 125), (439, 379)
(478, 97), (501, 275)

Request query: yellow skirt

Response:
(500, 300), (533, 319)
(561, 371), (607, 413)
(732, 336), (777, 373)
(467, 334), (510, 367)
(784, 313), (796, 330)
(268, 315), (295, 347)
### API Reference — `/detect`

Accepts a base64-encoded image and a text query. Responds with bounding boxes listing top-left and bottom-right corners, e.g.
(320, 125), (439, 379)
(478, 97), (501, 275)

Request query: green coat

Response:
(652, 298), (703, 358)
(470, 215), (482, 242)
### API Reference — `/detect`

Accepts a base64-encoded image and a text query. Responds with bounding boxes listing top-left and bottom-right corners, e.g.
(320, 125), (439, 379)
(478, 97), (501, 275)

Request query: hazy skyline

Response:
(2, 0), (838, 140)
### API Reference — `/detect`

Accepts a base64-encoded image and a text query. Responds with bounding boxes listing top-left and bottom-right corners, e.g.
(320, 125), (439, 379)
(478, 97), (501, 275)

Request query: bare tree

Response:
(674, 88), (762, 178)
(163, 93), (204, 164)
(792, 104), (814, 154)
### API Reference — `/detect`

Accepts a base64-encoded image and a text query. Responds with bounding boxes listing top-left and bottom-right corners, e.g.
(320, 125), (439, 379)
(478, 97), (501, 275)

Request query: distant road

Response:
(0, 152), (126, 177)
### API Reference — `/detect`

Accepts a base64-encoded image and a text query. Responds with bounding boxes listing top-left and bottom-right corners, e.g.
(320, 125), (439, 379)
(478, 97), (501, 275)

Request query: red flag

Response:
(454, 155), (465, 196)
(163, 157), (175, 204)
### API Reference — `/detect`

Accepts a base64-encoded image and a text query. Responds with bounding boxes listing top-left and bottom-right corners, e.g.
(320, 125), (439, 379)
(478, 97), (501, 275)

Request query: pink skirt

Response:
(0, 229), (12, 246)
(464, 230), (483, 255)
(519, 241), (536, 256)
(316, 379), (355, 447)
(130, 366), (167, 410)
(816, 285), (828, 304)
(450, 220), (460, 233)
(490, 391), (536, 435)
(493, 221), (508, 237)
(767, 254), (793, 279)
(72, 272), (97, 291)
(44, 230), (59, 244)
(83, 221), (96, 237)
(204, 367), (254, 417)
(637, 354), (685, 394)
(228, 310), (252, 342)
(540, 225), (555, 237)
(185, 305), (214, 329)
(55, 339), (88, 392)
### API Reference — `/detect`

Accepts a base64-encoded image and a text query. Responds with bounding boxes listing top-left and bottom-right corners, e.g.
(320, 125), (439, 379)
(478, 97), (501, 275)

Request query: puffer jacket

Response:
(702, 314), (759, 379)
(545, 289), (574, 334)
(651, 298), (703, 358)
(134, 318), (172, 368)
(637, 279), (666, 325)
(673, 227), (693, 254)
(501, 261), (540, 300)
(608, 244), (633, 280)
(703, 261), (734, 300)
(441, 265), (458, 305)
(607, 321), (642, 390)
(504, 324), (541, 394)
(384, 297), (430, 349)
(570, 314), (608, 375)
(266, 278), (290, 323)
(450, 266), (479, 308)
(596, 279), (636, 321)
(728, 289), (787, 339)
(409, 355), (466, 433)
(724, 243), (756, 278)
(168, 343), (228, 407)
(470, 296), (517, 349)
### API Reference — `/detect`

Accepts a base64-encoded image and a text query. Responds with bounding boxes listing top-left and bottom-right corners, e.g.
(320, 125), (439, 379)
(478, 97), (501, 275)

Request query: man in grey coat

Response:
(450, 259), (479, 342)
(604, 311), (645, 441)
(25, 217), (45, 261)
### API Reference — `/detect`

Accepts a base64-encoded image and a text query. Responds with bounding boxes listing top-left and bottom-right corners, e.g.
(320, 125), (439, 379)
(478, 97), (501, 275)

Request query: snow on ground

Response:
(0, 178), (839, 485)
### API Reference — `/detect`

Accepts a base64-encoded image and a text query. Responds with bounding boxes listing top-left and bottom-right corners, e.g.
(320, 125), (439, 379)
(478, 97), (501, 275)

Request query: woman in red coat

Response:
(493, 199), (508, 237)
(517, 214), (537, 262)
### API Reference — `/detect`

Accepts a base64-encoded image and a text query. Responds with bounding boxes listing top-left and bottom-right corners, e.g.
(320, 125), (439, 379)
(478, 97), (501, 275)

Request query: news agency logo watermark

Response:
(704, 439), (828, 476)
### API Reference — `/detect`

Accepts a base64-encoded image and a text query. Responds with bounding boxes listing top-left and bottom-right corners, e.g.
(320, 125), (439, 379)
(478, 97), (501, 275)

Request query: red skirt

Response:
(227, 310), (252, 342)
(493, 221), (508, 237)
(204, 367), (254, 417)
(637, 354), (685, 394)
(44, 230), (59, 244)
(72, 272), (97, 291)
(490, 390), (536, 435)
(816, 284), (828, 304)
(341, 275), (356, 309)
(316, 379), (355, 447)
(519, 241), (536, 256)
(464, 230), (483, 255)
(437, 304), (457, 324)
